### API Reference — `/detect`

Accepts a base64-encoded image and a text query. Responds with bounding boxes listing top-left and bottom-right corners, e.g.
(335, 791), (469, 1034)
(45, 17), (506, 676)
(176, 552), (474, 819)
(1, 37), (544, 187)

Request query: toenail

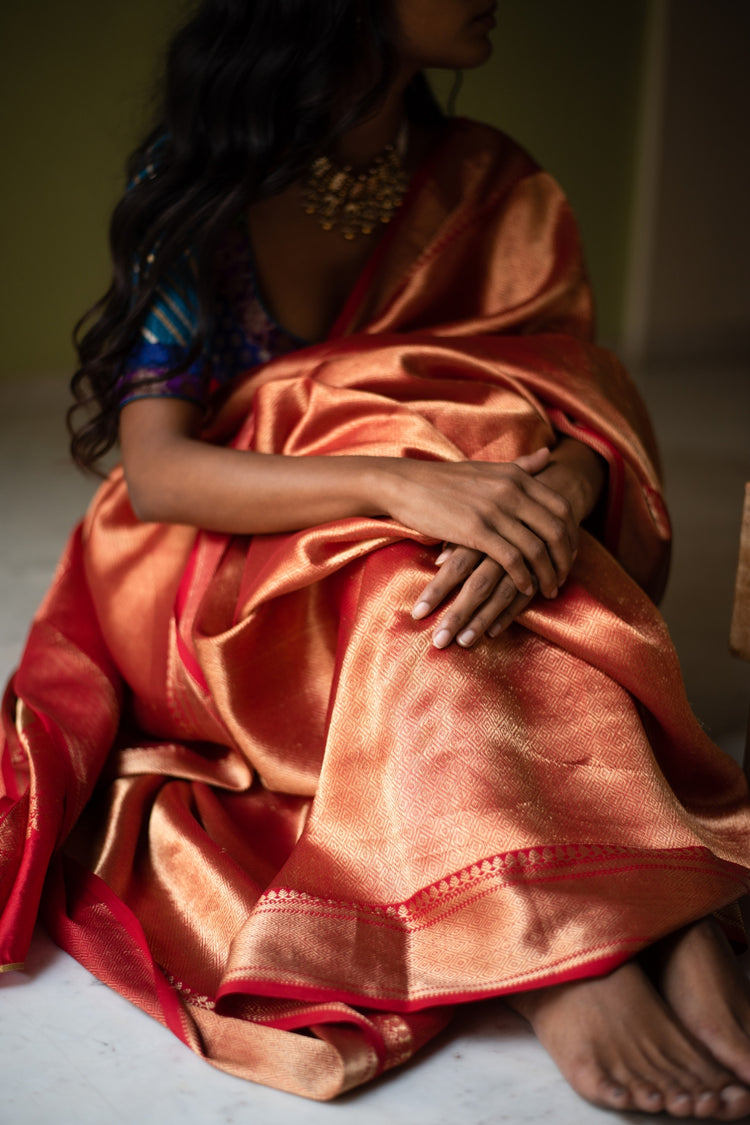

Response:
(722, 1084), (750, 1105)
(606, 1083), (628, 1103)
(695, 1090), (717, 1112)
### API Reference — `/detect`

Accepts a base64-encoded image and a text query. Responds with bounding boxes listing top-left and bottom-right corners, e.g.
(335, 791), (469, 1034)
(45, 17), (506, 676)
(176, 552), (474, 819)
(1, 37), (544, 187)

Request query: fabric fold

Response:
(2, 118), (748, 1098)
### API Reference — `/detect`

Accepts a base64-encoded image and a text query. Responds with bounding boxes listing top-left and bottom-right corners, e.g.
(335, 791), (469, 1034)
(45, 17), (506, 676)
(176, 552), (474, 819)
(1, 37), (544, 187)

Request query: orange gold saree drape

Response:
(2, 120), (750, 1100)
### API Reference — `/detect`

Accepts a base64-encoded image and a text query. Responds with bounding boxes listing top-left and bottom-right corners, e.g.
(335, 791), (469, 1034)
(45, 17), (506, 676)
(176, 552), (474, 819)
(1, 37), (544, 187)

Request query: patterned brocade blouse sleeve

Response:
(118, 226), (304, 411)
(119, 249), (206, 408)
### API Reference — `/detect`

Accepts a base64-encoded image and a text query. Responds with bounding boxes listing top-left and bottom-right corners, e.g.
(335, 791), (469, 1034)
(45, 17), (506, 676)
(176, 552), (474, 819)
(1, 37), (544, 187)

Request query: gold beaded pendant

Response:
(302, 128), (409, 240)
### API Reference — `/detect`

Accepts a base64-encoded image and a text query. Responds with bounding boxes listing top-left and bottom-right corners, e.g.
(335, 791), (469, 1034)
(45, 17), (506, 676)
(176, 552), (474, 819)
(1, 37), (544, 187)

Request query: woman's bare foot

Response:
(506, 959), (750, 1118)
(656, 915), (750, 1087)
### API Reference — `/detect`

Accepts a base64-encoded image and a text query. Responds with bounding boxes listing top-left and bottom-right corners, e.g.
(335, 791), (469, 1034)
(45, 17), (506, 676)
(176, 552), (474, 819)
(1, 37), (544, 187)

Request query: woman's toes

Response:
(574, 1061), (633, 1112)
(657, 916), (750, 1086)
(692, 1088), (725, 1118)
(508, 960), (750, 1119)
(719, 1083), (750, 1119)
(595, 1078), (632, 1111)
(662, 1087), (697, 1118)
(706, 1020), (750, 1086)
(630, 1082), (665, 1113)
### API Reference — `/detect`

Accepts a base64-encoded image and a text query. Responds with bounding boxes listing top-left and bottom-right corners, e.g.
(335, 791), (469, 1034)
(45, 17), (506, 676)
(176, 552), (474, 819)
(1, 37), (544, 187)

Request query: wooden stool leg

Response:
(730, 484), (750, 933)
(730, 483), (750, 663)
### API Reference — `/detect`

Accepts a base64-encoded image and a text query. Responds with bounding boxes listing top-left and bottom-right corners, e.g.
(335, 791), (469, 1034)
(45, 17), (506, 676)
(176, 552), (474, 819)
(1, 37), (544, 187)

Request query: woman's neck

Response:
(333, 74), (414, 170)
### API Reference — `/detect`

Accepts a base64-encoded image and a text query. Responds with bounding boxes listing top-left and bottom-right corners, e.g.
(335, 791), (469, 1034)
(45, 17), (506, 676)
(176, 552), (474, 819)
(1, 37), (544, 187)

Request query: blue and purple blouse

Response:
(119, 225), (305, 410)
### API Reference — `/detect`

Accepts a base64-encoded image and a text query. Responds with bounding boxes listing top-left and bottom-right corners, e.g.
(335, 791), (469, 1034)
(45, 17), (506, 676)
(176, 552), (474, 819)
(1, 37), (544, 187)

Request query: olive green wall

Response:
(0, 1), (647, 378)
(0, 0), (184, 379)
(429, 0), (649, 347)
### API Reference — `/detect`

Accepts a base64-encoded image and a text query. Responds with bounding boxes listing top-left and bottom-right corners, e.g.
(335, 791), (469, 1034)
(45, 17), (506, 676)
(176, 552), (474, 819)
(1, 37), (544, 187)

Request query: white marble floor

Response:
(2, 928), (638, 1125)
(0, 370), (748, 1125)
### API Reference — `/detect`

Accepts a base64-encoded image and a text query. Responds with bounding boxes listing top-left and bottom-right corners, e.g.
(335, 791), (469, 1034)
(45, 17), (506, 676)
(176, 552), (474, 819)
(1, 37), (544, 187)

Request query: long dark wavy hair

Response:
(68, 0), (444, 473)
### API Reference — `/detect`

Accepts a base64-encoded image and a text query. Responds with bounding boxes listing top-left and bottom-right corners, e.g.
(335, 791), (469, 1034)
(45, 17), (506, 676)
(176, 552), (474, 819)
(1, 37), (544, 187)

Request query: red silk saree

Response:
(2, 120), (750, 1099)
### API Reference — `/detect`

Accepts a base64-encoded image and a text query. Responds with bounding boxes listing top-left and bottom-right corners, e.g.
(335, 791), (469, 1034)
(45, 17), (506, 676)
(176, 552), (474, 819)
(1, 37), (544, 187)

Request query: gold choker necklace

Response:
(302, 124), (409, 240)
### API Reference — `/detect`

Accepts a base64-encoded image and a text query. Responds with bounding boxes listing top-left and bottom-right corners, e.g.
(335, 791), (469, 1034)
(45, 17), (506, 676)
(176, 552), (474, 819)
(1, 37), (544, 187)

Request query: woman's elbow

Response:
(119, 398), (202, 525)
(123, 464), (180, 525)
(124, 473), (163, 523)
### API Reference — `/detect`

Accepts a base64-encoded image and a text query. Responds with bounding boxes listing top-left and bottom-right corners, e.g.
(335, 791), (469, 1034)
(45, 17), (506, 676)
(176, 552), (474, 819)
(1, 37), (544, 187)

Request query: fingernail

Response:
(547, 587), (558, 599)
(435, 550), (450, 565)
(457, 629), (475, 647)
(412, 601), (431, 619)
(522, 585), (534, 597)
(432, 629), (452, 649)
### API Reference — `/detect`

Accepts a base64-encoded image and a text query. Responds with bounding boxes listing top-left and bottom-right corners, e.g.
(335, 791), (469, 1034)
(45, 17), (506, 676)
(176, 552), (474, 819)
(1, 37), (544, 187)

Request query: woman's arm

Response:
(119, 397), (579, 600)
(120, 397), (386, 530)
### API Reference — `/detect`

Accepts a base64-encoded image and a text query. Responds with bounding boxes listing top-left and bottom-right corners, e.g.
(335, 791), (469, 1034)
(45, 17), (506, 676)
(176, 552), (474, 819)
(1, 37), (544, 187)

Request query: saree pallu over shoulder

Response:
(2, 119), (749, 1099)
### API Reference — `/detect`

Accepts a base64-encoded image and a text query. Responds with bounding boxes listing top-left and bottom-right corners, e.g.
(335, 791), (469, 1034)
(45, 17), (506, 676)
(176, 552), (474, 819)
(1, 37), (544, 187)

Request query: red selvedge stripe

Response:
(48, 863), (192, 1046)
(174, 629), (207, 692)
(173, 541), (208, 690)
(217, 942), (643, 1013)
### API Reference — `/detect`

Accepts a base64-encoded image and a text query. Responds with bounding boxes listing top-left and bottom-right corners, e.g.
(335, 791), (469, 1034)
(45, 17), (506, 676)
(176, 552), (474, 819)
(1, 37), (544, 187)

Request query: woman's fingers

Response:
(450, 512), (535, 597)
(404, 448), (584, 646)
(506, 476), (579, 588)
(435, 544), (456, 567)
(486, 588), (535, 638)
(456, 574), (525, 646)
(384, 454), (581, 595)
(412, 545), (481, 620)
(507, 450), (581, 585)
(413, 535), (572, 648)
(465, 471), (578, 596)
(513, 447), (551, 475)
(491, 510), (559, 598)
(429, 557), (519, 649)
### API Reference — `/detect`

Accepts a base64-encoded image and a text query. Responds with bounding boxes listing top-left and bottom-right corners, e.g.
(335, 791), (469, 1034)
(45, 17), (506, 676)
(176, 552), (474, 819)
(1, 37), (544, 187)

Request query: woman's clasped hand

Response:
(381, 443), (601, 649)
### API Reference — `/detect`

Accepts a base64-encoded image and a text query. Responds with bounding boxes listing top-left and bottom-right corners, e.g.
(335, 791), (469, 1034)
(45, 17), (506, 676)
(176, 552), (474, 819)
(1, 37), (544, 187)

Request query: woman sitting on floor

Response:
(3, 1), (750, 1118)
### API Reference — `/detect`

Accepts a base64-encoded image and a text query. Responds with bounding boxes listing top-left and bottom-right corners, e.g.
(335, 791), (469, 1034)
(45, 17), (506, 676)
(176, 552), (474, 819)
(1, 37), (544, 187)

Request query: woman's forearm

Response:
(120, 399), (579, 600)
(120, 396), (393, 531)
(126, 437), (391, 531)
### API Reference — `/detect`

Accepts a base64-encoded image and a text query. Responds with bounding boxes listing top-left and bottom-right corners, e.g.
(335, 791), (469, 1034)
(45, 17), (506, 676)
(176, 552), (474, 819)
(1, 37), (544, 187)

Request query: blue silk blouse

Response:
(119, 224), (304, 409)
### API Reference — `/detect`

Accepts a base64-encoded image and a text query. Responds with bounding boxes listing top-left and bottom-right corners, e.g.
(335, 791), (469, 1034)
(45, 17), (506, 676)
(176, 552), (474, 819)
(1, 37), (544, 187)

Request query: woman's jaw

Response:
(391, 0), (497, 72)
(332, 1), (497, 169)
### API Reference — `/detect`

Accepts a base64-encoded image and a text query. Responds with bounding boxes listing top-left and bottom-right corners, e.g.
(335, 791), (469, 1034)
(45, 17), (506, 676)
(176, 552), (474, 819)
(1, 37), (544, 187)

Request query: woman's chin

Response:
(438, 36), (495, 71)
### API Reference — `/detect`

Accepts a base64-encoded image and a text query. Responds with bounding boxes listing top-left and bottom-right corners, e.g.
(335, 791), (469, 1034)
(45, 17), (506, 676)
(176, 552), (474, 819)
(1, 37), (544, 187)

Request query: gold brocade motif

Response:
(2, 119), (750, 1100)
(165, 973), (216, 1011)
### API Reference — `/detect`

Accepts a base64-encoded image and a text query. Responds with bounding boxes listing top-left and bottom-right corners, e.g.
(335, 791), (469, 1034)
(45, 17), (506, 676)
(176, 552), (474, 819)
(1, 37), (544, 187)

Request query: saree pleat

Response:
(2, 119), (750, 1098)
